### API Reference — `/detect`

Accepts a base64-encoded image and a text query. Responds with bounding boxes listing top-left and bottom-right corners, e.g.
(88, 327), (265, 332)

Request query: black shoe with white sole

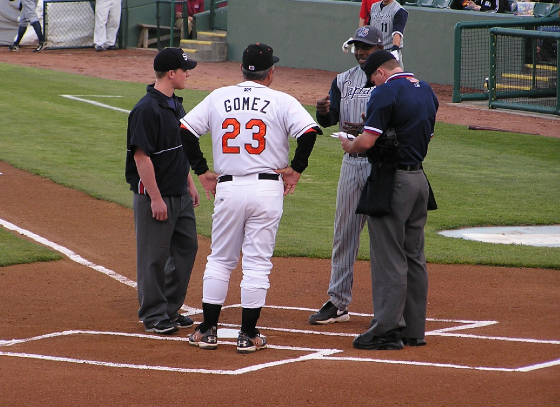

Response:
(308, 300), (349, 325)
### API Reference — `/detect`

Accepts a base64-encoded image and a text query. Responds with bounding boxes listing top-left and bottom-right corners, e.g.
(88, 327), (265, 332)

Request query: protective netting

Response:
(455, 18), (559, 102)
(491, 28), (558, 113)
(44, 0), (95, 49)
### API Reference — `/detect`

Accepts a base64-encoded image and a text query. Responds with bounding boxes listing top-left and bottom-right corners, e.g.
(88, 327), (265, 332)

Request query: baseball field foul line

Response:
(60, 95), (130, 114)
(0, 217), (200, 315)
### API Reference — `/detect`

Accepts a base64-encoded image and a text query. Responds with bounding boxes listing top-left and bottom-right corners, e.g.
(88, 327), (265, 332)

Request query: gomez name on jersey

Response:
(224, 96), (271, 114)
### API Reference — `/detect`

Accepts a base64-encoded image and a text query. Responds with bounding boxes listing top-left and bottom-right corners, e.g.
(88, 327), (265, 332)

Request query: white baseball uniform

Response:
(180, 80), (318, 309)
(94, 0), (121, 48)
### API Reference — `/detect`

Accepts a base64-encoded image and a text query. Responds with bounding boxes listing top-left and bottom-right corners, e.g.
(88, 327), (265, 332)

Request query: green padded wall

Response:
(226, 0), (521, 85)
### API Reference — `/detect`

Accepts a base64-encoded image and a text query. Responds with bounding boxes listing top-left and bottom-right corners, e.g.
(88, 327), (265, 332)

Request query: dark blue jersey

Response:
(125, 85), (191, 196)
(364, 72), (438, 166)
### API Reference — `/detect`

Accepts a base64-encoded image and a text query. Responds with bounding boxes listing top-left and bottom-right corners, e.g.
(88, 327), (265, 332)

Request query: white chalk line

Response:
(1, 217), (559, 373)
(1, 330), (557, 374)
(0, 330), (340, 375)
(0, 217), (200, 315)
(60, 95), (130, 114)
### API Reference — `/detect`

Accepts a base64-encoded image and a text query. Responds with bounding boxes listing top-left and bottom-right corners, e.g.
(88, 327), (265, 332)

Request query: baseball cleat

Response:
(189, 325), (218, 349)
(236, 330), (267, 354)
(308, 300), (350, 325)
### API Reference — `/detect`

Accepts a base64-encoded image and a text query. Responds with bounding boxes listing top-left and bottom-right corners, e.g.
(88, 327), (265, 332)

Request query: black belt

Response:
(348, 153), (368, 158)
(397, 164), (423, 171)
(218, 173), (280, 183)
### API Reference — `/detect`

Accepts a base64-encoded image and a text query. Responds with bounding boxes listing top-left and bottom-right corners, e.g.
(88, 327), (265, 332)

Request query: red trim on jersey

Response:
(138, 180), (145, 195)
(363, 128), (382, 136)
(386, 72), (415, 83)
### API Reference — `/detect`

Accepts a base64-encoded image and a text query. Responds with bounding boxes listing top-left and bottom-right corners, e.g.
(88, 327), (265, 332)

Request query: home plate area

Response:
(1, 305), (558, 375)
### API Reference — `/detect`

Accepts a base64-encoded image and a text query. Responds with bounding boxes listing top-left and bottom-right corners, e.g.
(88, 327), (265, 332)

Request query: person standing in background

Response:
(94, 0), (121, 51)
(8, 0), (46, 52)
(359, 0), (381, 26)
(367, 0), (408, 64)
(175, 0), (204, 39)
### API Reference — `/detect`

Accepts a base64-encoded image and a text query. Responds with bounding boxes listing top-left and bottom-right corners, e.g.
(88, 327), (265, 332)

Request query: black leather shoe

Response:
(403, 337), (427, 346)
(353, 329), (404, 350)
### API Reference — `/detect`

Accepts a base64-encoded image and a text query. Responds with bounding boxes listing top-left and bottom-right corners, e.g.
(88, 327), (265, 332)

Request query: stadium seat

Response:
(418, 0), (435, 6)
(432, 0), (452, 7)
(533, 2), (554, 17)
(404, 0), (419, 5)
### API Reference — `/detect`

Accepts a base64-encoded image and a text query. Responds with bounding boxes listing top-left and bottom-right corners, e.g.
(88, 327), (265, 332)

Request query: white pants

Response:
(94, 0), (121, 48)
(202, 174), (284, 309)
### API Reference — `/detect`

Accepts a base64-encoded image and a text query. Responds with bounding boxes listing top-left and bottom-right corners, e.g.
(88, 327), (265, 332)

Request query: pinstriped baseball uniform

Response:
(327, 66), (375, 311)
(369, 0), (408, 63)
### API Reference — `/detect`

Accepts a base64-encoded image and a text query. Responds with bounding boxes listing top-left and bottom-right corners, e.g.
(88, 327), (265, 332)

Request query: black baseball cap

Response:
(153, 47), (197, 71)
(242, 43), (279, 72)
(347, 26), (383, 47)
(362, 50), (396, 77)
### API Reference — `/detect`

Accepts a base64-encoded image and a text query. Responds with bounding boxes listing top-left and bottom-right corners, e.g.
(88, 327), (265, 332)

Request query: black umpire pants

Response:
(133, 193), (198, 325)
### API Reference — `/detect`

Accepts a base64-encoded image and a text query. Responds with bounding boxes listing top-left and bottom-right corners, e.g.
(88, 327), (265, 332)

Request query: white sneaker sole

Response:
(189, 339), (218, 350)
(311, 313), (350, 325)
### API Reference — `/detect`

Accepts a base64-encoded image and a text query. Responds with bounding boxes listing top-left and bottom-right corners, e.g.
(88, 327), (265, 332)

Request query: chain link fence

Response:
(44, 0), (95, 49)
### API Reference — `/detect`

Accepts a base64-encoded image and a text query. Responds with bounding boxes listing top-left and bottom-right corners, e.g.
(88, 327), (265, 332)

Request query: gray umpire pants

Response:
(368, 169), (429, 339)
(133, 193), (197, 325)
(329, 154), (375, 310)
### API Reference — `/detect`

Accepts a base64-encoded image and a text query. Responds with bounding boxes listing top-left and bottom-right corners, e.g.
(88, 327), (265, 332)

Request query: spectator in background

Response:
(9, 0), (46, 52)
(94, 0), (122, 51)
(175, 0), (204, 39)
(359, 0), (382, 26)
(450, 0), (500, 12)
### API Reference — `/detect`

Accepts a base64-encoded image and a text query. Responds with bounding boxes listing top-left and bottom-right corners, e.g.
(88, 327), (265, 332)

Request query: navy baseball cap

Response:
(362, 50), (396, 77)
(347, 26), (383, 47)
(154, 47), (197, 71)
(242, 43), (279, 72)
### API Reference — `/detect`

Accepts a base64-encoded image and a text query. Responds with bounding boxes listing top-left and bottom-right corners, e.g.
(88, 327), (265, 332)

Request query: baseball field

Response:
(0, 48), (559, 405)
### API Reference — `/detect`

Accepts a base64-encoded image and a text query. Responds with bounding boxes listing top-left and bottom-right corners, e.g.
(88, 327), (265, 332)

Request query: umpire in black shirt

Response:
(126, 48), (200, 335)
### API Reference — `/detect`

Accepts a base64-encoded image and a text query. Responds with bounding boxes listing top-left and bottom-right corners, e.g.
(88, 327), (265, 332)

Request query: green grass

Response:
(0, 227), (61, 266)
(0, 63), (559, 269)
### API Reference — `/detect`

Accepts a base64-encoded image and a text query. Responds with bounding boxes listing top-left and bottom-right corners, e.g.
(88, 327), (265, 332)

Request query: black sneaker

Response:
(95, 45), (104, 52)
(237, 330), (267, 354)
(308, 300), (349, 325)
(9, 43), (19, 52)
(33, 42), (46, 53)
(144, 319), (178, 334)
(170, 313), (194, 328)
(189, 325), (218, 349)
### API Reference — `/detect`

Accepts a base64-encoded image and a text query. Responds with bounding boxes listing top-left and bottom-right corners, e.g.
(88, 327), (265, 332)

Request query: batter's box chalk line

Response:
(1, 219), (559, 373)
(0, 329), (559, 374)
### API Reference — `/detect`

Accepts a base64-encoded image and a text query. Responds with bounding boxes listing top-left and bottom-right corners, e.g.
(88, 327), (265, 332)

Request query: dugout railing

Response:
(452, 15), (560, 103)
(489, 27), (559, 115)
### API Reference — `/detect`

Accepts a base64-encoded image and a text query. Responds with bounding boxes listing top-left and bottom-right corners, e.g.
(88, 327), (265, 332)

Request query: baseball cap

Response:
(153, 47), (197, 71)
(362, 50), (396, 77)
(242, 43), (279, 72)
(347, 26), (383, 47)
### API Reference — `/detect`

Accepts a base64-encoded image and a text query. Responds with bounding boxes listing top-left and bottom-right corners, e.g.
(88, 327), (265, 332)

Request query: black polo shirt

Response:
(125, 85), (190, 196)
